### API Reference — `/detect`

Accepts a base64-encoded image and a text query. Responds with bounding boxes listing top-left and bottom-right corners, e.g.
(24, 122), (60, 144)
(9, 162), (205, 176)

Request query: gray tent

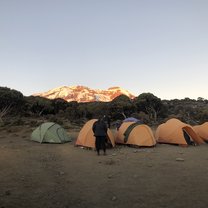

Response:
(31, 122), (71, 143)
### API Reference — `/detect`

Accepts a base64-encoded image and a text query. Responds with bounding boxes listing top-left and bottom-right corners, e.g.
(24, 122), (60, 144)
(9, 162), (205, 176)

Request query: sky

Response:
(0, 0), (208, 100)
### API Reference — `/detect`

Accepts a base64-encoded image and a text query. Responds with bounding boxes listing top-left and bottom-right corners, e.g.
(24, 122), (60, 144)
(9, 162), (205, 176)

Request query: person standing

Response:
(92, 117), (108, 155)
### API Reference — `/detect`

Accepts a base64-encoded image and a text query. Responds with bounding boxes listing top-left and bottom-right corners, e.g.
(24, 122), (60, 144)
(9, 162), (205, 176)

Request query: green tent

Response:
(31, 122), (71, 143)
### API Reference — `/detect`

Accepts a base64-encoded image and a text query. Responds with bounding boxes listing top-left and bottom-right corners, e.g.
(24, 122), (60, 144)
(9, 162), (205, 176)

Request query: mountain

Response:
(33, 85), (136, 102)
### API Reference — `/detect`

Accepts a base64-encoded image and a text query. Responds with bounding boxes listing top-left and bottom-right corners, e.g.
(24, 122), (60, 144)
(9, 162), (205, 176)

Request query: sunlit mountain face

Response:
(33, 85), (136, 102)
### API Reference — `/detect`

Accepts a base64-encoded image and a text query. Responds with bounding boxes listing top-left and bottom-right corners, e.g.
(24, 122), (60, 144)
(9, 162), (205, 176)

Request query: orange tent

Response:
(193, 122), (208, 142)
(115, 122), (156, 147)
(75, 119), (115, 148)
(156, 118), (204, 146)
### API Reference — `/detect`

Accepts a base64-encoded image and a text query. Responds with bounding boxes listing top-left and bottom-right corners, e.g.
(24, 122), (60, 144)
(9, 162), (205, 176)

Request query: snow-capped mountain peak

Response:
(33, 85), (136, 102)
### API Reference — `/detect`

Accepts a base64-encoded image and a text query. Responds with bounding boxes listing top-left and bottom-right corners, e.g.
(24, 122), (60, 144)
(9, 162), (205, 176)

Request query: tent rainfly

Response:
(75, 119), (115, 148)
(193, 122), (208, 143)
(115, 122), (156, 147)
(31, 122), (71, 143)
(156, 118), (204, 146)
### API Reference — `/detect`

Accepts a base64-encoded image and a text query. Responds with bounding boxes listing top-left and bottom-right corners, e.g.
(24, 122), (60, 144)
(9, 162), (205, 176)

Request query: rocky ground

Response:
(1, 125), (208, 208)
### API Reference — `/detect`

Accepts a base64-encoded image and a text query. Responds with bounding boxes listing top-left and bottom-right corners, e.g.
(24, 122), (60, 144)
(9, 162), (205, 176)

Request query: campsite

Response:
(1, 87), (208, 207)
(1, 118), (208, 208)
(1, 0), (208, 207)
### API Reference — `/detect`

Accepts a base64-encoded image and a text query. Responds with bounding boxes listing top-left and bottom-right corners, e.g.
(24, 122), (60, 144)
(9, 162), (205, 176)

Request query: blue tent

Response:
(123, 117), (141, 123)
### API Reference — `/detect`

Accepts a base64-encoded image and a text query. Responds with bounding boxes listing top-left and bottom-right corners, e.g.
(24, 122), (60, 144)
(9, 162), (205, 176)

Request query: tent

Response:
(123, 117), (140, 123)
(115, 122), (156, 147)
(193, 122), (208, 142)
(75, 119), (115, 148)
(155, 118), (204, 146)
(31, 122), (71, 143)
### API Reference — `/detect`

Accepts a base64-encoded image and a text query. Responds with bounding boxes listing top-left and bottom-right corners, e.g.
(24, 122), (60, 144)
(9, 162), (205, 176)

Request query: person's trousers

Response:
(95, 136), (106, 154)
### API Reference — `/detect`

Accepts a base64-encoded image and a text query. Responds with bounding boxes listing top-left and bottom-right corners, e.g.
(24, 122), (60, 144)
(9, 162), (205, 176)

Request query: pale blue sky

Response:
(0, 0), (208, 99)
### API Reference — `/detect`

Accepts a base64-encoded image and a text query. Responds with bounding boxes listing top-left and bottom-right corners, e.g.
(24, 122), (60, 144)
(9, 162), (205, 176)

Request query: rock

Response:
(112, 153), (117, 156)
(59, 171), (65, 175)
(176, 158), (185, 162)
(5, 190), (11, 196)
(112, 196), (117, 201)
(108, 174), (113, 179)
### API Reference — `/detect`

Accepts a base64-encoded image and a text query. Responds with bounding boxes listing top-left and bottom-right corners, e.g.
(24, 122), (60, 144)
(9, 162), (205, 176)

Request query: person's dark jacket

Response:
(92, 120), (108, 137)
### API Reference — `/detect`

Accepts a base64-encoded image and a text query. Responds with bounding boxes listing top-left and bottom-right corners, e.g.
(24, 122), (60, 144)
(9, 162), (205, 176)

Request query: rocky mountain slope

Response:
(33, 85), (136, 102)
